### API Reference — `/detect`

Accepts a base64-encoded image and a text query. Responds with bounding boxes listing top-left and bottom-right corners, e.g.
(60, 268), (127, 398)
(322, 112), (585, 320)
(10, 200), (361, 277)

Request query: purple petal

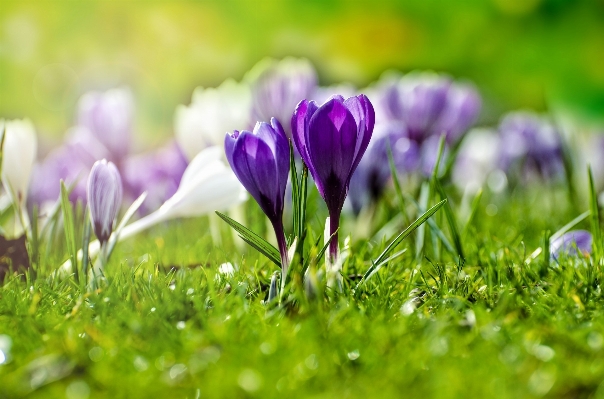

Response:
(291, 99), (318, 166)
(550, 230), (592, 259)
(306, 98), (358, 205)
(87, 160), (123, 244)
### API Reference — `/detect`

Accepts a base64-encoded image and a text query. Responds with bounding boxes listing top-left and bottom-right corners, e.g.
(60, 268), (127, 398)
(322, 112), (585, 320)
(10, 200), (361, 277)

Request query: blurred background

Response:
(2, 0), (604, 148)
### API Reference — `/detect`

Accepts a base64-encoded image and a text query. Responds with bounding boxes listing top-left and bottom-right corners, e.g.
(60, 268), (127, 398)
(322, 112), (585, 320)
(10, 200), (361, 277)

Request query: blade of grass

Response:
(60, 180), (78, 280)
(216, 211), (281, 267)
(387, 143), (409, 227)
(364, 199), (446, 285)
(588, 166), (601, 263)
(550, 210), (590, 242)
(434, 179), (464, 260)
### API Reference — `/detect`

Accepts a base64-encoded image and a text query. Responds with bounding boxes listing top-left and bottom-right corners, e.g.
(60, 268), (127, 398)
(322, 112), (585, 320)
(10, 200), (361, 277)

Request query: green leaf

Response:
(302, 228), (338, 271)
(387, 143), (409, 226)
(550, 211), (590, 243)
(81, 205), (92, 283)
(60, 180), (78, 279)
(105, 192), (148, 259)
(215, 211), (281, 267)
(588, 166), (601, 262)
(463, 188), (483, 235)
(370, 199), (447, 278)
(434, 179), (464, 260)
(415, 182), (430, 261)
(289, 140), (300, 239)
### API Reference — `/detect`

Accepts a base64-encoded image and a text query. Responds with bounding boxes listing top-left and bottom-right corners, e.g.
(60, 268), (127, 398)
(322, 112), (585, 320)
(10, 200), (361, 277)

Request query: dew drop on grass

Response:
(170, 363), (187, 380)
(486, 203), (498, 216)
(133, 356), (149, 372)
(347, 350), (360, 361)
(238, 368), (263, 392)
(186, 288), (194, 295)
(66, 380), (90, 399)
(400, 299), (416, 316)
(176, 321), (186, 330)
(88, 347), (104, 362)
(150, 307), (156, 313)
(532, 345), (555, 362)
(259, 342), (274, 355)
(588, 332), (603, 350)
(305, 354), (319, 370)
(0, 335), (12, 364)
(528, 369), (555, 397)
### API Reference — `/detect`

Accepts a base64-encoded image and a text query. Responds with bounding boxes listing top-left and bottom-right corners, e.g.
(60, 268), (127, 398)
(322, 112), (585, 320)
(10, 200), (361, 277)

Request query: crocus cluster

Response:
(550, 230), (592, 260)
(451, 111), (567, 194)
(225, 93), (375, 279)
(30, 87), (188, 214)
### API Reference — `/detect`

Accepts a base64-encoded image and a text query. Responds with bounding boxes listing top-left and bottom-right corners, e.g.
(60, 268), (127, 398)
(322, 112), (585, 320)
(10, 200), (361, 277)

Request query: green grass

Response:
(1, 183), (604, 399)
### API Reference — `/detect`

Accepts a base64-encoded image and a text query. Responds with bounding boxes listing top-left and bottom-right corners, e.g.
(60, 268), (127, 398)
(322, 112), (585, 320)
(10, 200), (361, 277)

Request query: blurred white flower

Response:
(1, 119), (37, 207)
(175, 79), (251, 161)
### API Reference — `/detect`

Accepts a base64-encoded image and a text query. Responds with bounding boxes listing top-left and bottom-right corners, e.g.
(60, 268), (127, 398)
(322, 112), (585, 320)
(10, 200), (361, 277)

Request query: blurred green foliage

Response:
(1, 0), (604, 144)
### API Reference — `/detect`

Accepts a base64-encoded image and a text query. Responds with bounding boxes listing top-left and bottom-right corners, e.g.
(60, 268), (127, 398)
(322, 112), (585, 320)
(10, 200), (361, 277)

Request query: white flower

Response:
(1, 119), (37, 207)
(174, 79), (252, 161)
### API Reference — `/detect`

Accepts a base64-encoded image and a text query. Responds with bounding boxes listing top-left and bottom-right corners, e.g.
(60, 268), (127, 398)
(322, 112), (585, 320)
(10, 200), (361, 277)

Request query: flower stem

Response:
(328, 209), (341, 263)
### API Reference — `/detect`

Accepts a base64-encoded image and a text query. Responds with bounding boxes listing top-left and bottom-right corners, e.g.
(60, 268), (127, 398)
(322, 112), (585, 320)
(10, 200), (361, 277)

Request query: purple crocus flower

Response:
(550, 230), (592, 260)
(498, 111), (564, 182)
(77, 88), (134, 166)
(348, 121), (419, 214)
(87, 159), (123, 245)
(225, 118), (290, 271)
(247, 58), (317, 138)
(292, 94), (375, 260)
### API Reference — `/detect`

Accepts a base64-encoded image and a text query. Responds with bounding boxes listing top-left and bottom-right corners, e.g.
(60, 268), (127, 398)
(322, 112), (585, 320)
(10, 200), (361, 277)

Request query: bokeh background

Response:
(2, 0), (604, 148)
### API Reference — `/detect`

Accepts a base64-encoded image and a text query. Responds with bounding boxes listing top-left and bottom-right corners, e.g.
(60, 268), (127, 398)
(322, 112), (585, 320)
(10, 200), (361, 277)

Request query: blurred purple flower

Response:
(225, 118), (290, 271)
(498, 111), (564, 182)
(348, 121), (419, 214)
(29, 126), (111, 206)
(292, 94), (375, 260)
(87, 159), (123, 245)
(77, 88), (134, 165)
(122, 142), (188, 214)
(550, 230), (592, 260)
(247, 58), (317, 138)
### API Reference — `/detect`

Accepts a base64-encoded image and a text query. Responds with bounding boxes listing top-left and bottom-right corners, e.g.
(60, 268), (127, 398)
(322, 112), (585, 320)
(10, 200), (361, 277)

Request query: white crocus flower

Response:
(1, 119), (37, 236)
(1, 119), (37, 207)
(174, 79), (252, 161)
(57, 147), (247, 276)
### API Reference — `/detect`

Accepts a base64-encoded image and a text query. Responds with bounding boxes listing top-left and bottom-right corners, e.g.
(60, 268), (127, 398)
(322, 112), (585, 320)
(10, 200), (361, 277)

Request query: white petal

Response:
(1, 119), (37, 205)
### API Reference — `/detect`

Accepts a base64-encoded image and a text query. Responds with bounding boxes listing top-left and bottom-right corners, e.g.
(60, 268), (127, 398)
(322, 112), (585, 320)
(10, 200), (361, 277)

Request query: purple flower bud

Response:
(292, 94), (375, 259)
(77, 88), (134, 164)
(498, 111), (564, 182)
(225, 118), (290, 269)
(87, 160), (123, 245)
(550, 230), (592, 260)
(248, 58), (317, 139)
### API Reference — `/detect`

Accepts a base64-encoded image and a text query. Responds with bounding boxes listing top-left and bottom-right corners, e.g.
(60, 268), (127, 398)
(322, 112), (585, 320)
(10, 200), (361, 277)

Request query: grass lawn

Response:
(1, 184), (604, 399)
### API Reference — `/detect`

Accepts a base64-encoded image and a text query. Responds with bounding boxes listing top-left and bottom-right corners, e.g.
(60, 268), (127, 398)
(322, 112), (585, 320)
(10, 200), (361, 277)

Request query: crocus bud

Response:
(246, 57), (317, 138)
(175, 79), (252, 161)
(292, 94), (375, 261)
(87, 160), (123, 245)
(1, 119), (37, 208)
(225, 118), (290, 272)
(77, 88), (134, 164)
(550, 230), (592, 260)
